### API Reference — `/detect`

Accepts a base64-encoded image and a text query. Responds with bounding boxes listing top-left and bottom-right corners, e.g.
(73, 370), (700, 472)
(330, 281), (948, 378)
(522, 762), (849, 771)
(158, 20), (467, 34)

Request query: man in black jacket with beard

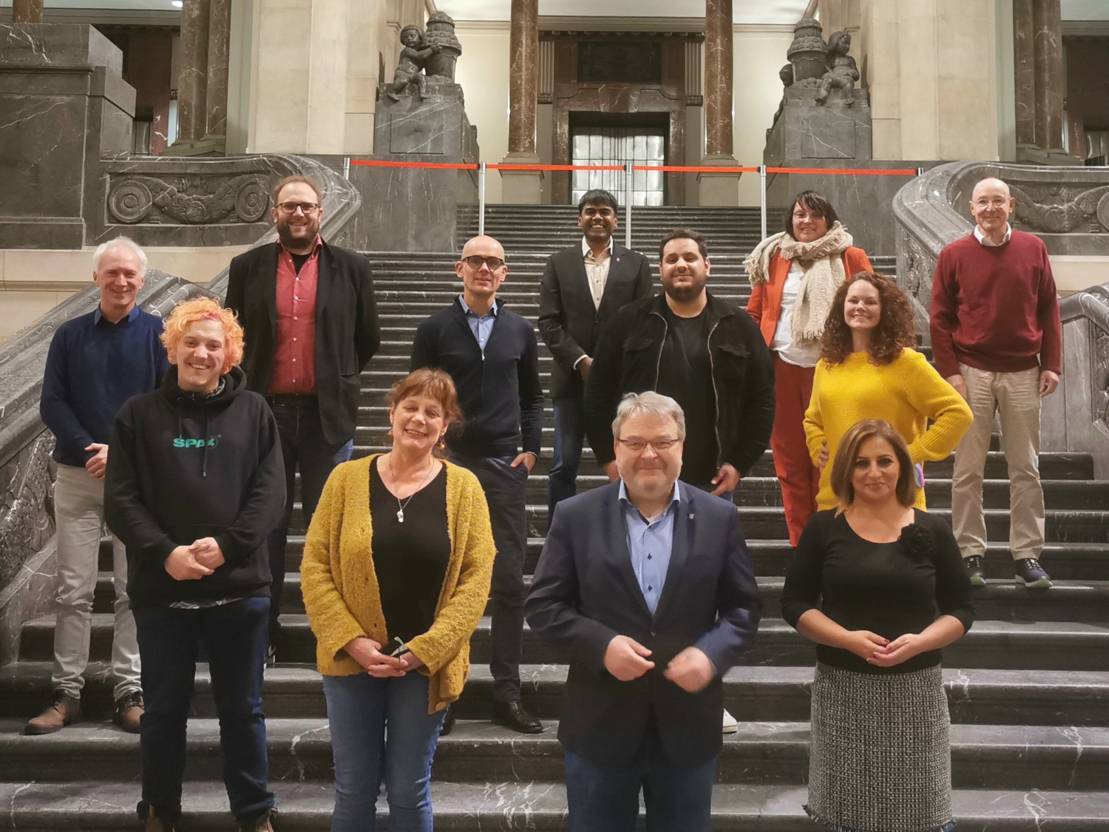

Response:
(105, 297), (284, 832)
(585, 227), (774, 498)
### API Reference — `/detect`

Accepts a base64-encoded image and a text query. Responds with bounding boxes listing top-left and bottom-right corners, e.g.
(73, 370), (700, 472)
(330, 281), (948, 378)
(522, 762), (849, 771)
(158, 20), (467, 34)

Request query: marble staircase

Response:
(1, 206), (1108, 829)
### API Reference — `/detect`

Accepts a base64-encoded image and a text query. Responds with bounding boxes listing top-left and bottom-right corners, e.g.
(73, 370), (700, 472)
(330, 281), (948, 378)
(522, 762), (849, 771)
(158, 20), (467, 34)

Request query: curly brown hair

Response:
(820, 272), (916, 365)
(387, 368), (464, 457)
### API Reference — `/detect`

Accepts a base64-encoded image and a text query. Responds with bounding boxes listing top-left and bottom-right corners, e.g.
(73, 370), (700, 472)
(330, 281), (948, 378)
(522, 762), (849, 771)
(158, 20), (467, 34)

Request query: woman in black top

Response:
(782, 419), (973, 832)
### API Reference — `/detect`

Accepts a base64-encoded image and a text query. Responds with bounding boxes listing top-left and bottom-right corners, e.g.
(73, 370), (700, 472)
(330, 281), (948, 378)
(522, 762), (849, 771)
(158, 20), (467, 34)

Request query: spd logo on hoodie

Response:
(173, 436), (221, 449)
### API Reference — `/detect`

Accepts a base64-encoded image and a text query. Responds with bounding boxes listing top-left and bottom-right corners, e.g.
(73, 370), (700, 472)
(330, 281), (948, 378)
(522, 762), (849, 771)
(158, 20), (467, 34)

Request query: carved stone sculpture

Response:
(787, 17), (828, 85)
(424, 12), (463, 81)
(816, 31), (860, 105)
(382, 13), (463, 102)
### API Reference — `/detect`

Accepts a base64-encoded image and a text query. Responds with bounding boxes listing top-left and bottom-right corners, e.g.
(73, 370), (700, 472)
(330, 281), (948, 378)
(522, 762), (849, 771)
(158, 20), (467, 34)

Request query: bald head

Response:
(969, 177), (1015, 243)
(456, 234), (508, 310)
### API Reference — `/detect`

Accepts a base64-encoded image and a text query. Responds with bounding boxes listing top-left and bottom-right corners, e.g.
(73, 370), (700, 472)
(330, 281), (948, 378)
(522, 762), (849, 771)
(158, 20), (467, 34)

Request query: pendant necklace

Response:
(387, 454), (435, 524)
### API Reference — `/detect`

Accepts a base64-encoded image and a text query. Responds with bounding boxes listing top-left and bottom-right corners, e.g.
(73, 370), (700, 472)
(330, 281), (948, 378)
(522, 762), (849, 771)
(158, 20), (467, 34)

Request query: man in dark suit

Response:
(526, 392), (760, 831)
(538, 189), (652, 519)
(225, 174), (379, 654)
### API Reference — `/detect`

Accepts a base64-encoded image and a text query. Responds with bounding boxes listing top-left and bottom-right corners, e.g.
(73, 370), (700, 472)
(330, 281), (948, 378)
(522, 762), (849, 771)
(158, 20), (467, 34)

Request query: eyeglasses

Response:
(276, 201), (320, 214)
(461, 255), (506, 270)
(616, 437), (681, 452)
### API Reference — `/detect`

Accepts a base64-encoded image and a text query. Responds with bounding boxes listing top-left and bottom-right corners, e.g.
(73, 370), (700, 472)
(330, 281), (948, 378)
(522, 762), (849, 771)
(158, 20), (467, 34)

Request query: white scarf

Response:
(745, 221), (854, 343)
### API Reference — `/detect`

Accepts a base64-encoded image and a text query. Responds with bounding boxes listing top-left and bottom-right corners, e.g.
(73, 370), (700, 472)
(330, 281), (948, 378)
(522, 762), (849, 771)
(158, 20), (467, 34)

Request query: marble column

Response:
(500, 0), (542, 203)
(1032, 0), (1064, 152)
(1013, 0), (1036, 148)
(174, 0), (210, 146)
(11, 0), (43, 23)
(699, 0), (741, 206)
(201, 0), (231, 145)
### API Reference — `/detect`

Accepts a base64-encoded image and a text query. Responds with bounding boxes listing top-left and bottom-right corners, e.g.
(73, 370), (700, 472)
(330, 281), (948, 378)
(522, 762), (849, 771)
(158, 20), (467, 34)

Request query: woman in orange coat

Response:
(745, 191), (872, 547)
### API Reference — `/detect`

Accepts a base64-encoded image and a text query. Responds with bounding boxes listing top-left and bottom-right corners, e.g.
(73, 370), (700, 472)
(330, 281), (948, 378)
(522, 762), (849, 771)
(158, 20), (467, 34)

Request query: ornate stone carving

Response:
(382, 13), (463, 102)
(0, 433), (55, 589)
(787, 17), (828, 85)
(816, 31), (860, 105)
(108, 174), (270, 225)
(424, 12), (463, 81)
(1010, 184), (1109, 233)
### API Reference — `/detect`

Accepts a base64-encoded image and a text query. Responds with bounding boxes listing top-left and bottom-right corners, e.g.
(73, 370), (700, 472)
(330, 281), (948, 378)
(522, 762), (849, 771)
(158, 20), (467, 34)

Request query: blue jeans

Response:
(134, 597), (272, 826)
(322, 672), (446, 832)
(549, 397), (586, 519)
(563, 737), (716, 832)
(267, 397), (353, 634)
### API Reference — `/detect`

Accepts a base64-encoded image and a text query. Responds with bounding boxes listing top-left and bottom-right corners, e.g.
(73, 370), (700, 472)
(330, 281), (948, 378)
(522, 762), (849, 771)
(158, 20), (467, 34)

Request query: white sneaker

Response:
(722, 708), (738, 734)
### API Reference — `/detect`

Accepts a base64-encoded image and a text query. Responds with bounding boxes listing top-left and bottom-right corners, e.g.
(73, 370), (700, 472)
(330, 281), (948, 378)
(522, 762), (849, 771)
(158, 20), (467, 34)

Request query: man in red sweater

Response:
(930, 177), (1062, 590)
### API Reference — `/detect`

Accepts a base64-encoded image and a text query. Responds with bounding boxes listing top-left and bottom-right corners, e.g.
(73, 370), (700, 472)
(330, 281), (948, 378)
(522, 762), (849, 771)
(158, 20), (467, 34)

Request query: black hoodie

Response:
(105, 365), (286, 609)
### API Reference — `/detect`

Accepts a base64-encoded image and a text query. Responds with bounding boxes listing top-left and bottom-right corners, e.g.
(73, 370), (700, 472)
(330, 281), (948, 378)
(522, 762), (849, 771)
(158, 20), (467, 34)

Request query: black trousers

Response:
(453, 454), (528, 703)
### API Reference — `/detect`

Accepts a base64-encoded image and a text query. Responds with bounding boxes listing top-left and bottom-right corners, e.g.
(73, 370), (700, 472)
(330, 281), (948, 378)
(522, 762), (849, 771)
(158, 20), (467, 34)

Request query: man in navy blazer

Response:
(538, 189), (652, 519)
(526, 391), (760, 832)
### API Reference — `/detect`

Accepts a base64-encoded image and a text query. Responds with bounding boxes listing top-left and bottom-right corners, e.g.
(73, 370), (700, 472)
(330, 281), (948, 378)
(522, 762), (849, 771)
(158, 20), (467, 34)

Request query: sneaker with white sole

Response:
(1015, 558), (1053, 589)
(722, 708), (738, 734)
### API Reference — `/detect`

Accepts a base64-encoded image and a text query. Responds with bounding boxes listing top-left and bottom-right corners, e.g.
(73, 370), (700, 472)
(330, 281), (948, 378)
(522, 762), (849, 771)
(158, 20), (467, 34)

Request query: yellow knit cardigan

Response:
(300, 455), (496, 714)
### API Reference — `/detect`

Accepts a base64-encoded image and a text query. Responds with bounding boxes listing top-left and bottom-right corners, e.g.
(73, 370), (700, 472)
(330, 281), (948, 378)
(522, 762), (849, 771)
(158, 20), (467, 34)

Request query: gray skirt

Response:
(806, 662), (955, 832)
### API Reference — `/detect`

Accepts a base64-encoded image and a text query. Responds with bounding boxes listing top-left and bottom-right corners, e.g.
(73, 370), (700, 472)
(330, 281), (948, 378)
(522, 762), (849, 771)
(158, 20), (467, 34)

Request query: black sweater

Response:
(104, 366), (286, 609)
(411, 298), (543, 458)
(781, 509), (974, 674)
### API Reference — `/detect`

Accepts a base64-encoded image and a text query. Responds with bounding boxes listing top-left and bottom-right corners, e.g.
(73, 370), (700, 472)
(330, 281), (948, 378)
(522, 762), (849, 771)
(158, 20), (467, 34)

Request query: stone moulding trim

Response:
(107, 173), (270, 225)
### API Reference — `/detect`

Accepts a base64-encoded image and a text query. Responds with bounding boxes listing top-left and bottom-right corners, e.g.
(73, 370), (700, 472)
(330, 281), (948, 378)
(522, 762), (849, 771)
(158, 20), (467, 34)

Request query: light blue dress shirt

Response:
(458, 295), (497, 352)
(618, 480), (681, 615)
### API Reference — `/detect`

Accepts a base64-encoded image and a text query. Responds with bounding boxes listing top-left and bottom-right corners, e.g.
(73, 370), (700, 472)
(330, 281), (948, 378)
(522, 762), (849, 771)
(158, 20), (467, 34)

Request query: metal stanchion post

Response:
(343, 156), (350, 180)
(759, 165), (768, 241)
(478, 162), (487, 237)
(624, 162), (633, 250)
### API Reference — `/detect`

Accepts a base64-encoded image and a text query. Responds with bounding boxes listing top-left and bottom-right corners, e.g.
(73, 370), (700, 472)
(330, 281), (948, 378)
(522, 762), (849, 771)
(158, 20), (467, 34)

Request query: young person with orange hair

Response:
(105, 296), (285, 832)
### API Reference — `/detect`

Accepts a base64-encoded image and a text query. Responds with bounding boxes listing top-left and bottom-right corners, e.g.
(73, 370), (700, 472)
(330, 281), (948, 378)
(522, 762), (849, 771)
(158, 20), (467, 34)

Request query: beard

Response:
(276, 217), (319, 251)
(662, 276), (706, 304)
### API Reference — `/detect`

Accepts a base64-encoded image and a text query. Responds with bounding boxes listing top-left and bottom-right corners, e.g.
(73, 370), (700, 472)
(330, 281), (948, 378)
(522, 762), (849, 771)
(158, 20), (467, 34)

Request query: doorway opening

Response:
(570, 113), (668, 206)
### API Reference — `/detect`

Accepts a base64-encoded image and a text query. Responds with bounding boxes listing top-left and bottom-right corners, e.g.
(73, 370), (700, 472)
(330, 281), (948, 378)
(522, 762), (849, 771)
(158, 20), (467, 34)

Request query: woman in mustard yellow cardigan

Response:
(301, 368), (495, 832)
(804, 272), (973, 512)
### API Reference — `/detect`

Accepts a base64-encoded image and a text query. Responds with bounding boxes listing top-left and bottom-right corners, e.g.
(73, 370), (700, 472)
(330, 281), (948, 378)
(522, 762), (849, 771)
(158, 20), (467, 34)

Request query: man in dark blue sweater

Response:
(28, 237), (168, 736)
(411, 235), (544, 734)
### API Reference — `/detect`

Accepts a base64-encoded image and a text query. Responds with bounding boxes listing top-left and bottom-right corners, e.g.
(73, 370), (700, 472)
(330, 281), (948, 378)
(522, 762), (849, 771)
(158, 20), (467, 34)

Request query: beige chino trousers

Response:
(951, 365), (1045, 560)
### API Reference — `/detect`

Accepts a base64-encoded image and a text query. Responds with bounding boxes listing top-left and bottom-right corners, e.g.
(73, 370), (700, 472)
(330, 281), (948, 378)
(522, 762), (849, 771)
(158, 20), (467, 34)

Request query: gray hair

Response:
(611, 391), (686, 440)
(92, 236), (148, 275)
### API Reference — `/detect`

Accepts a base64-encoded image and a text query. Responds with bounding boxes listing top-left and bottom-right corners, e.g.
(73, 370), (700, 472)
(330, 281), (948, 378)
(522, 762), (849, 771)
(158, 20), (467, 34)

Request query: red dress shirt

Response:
(270, 239), (320, 394)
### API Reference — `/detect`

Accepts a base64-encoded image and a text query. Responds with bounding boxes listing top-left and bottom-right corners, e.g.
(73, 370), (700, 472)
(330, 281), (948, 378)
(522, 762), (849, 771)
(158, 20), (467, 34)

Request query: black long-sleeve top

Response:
(781, 509), (974, 675)
(411, 298), (543, 459)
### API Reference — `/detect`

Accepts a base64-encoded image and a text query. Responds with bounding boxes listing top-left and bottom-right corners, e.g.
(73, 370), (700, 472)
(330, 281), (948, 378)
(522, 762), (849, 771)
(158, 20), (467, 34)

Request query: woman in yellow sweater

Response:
(804, 272), (972, 511)
(301, 368), (495, 832)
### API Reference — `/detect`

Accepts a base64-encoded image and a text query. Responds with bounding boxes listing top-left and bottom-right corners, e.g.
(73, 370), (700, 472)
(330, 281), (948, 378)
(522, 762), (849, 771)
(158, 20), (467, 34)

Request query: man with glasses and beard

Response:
(226, 175), (379, 661)
(411, 235), (545, 735)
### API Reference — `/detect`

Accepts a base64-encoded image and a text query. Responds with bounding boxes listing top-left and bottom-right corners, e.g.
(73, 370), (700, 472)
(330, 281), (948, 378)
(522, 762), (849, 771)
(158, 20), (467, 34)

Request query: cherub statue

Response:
(385, 25), (433, 102)
(816, 30), (859, 105)
(772, 63), (794, 125)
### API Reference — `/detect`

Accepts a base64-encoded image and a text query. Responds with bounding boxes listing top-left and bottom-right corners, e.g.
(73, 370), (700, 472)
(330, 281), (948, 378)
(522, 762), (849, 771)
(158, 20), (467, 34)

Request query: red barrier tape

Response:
(350, 159), (477, 170)
(349, 159), (919, 176)
(766, 166), (918, 175)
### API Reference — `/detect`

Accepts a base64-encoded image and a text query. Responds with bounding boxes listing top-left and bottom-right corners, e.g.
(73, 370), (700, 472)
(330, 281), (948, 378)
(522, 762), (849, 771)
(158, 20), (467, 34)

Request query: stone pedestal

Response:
(367, 81), (479, 251)
(373, 78), (474, 157)
(765, 87), (872, 163)
(696, 155), (742, 206)
(0, 23), (135, 249)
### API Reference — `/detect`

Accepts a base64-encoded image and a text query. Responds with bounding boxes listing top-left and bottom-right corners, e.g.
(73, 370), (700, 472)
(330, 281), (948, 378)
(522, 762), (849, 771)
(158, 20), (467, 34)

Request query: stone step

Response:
(1, 717), (1105, 791)
(0, 778), (1106, 831)
(24, 614), (1109, 671)
(6, 662), (1109, 727)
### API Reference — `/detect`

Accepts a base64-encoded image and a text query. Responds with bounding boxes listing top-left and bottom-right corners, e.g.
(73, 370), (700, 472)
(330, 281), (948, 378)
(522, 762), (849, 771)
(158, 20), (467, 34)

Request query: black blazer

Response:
(525, 481), (761, 767)
(225, 241), (379, 445)
(538, 242), (652, 400)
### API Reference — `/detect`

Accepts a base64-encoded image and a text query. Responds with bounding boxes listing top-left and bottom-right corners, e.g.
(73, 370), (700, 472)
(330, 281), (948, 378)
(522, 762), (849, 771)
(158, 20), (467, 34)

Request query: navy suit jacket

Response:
(525, 481), (760, 767)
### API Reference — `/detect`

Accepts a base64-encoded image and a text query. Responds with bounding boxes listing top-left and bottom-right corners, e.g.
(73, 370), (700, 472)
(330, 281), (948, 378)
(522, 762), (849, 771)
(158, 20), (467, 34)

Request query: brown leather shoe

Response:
(114, 691), (144, 733)
(24, 690), (81, 735)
